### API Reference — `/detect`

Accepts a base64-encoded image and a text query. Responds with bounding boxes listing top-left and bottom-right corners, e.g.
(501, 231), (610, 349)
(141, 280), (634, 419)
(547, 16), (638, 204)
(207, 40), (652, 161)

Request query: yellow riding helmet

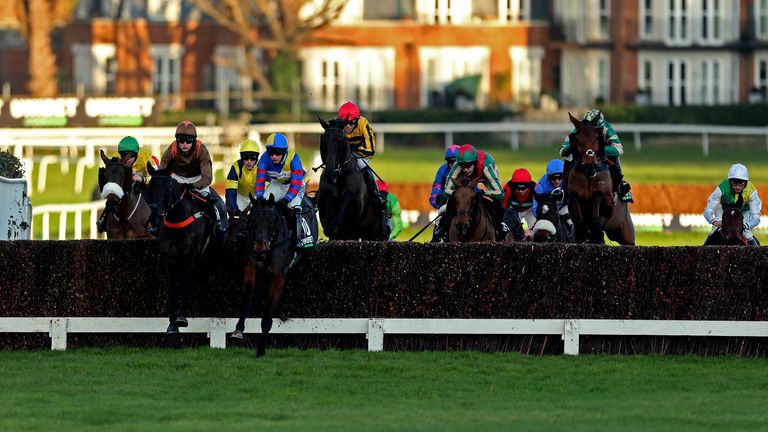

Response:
(239, 139), (259, 154)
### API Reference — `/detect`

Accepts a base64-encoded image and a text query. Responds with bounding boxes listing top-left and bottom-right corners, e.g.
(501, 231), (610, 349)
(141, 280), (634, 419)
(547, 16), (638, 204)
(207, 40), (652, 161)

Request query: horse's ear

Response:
(249, 193), (257, 206)
(100, 149), (109, 165)
(568, 112), (580, 129)
(318, 114), (329, 130)
(267, 194), (275, 205)
(147, 162), (156, 176)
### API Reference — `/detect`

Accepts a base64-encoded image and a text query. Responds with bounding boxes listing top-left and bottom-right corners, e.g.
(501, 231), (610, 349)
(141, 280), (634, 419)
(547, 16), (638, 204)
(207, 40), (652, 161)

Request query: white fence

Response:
(1, 317), (766, 354)
(31, 201), (104, 240)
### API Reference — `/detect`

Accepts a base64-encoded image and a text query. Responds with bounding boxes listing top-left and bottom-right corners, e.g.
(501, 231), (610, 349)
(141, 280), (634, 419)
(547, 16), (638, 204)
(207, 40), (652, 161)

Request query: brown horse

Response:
(566, 113), (635, 245)
(448, 176), (495, 242)
(704, 196), (749, 245)
(97, 150), (152, 239)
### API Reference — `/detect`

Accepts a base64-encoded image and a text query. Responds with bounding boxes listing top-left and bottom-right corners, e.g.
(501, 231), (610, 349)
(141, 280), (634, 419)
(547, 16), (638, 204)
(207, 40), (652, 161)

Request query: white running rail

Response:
(1, 317), (766, 354)
(31, 201), (104, 240)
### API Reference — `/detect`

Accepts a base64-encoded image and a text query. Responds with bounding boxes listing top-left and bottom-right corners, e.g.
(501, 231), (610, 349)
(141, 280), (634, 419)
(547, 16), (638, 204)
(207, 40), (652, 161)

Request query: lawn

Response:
(0, 348), (765, 432)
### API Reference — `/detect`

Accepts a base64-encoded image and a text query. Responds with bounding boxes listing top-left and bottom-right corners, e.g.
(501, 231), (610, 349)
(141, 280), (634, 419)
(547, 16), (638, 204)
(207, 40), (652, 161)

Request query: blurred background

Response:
(1, 0), (767, 244)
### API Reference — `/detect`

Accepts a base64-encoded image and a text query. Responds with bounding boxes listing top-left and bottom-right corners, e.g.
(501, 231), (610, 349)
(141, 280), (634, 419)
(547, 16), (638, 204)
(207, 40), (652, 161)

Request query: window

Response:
(362, 0), (412, 20)
(300, 47), (395, 111)
(598, 58), (609, 102)
(641, 0), (654, 38)
(419, 47), (490, 108)
(638, 60), (653, 103)
(151, 45), (184, 108)
(71, 43), (116, 94)
(700, 0), (722, 43)
(667, 60), (687, 105)
(510, 46), (543, 106)
(499, 0), (530, 23)
(667, 0), (690, 44)
(753, 57), (768, 98)
(147, 0), (182, 21)
(104, 57), (117, 94)
(757, 0), (768, 39)
(599, 0), (610, 38)
(416, 0), (472, 24)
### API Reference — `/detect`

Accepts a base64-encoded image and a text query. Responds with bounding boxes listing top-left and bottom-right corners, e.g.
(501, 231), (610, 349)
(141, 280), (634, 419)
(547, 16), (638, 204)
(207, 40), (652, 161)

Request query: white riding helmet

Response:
(727, 163), (749, 181)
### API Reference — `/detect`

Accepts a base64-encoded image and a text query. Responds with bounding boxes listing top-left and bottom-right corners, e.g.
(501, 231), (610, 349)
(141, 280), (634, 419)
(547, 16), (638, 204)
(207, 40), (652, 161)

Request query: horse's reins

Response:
(112, 192), (144, 224)
(248, 206), (291, 250)
(157, 180), (204, 229)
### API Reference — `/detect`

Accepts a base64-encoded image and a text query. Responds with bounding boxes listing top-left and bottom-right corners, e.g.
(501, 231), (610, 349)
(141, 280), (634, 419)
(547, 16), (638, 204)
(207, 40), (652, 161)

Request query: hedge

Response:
(0, 241), (766, 354)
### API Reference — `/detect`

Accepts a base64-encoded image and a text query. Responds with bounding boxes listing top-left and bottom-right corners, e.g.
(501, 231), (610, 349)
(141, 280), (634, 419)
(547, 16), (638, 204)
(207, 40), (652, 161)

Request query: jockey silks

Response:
(160, 142), (213, 190)
(345, 116), (376, 158)
(225, 159), (258, 211)
(255, 150), (305, 203)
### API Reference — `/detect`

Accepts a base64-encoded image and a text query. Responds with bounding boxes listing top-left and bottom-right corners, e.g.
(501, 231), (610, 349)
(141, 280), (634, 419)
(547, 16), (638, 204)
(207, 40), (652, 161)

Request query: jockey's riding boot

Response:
(364, 168), (387, 210)
(609, 163), (633, 203)
(96, 209), (109, 233)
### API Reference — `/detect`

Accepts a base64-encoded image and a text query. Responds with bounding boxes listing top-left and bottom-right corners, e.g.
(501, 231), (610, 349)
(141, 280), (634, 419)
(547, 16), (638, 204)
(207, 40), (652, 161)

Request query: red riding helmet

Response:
(511, 168), (532, 184)
(338, 102), (361, 121)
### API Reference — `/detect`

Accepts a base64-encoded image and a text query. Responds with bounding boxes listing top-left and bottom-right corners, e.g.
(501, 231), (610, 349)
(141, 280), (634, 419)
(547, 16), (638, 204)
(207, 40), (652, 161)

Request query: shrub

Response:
(0, 149), (24, 179)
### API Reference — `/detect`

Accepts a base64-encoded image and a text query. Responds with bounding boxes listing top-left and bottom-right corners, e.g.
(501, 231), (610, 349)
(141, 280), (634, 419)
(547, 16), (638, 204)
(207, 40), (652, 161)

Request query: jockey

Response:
(502, 168), (537, 240)
(532, 159), (572, 229)
(704, 163), (762, 245)
(225, 139), (260, 213)
(560, 109), (633, 203)
(337, 101), (387, 209)
(255, 133), (313, 249)
(429, 145), (459, 241)
(437, 144), (505, 240)
(159, 120), (228, 237)
(377, 180), (404, 241)
(97, 135), (159, 233)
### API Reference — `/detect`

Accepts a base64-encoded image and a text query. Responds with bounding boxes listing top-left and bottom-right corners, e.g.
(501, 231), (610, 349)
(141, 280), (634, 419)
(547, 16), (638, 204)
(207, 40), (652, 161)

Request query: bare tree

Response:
(11, 0), (77, 97)
(193, 0), (348, 100)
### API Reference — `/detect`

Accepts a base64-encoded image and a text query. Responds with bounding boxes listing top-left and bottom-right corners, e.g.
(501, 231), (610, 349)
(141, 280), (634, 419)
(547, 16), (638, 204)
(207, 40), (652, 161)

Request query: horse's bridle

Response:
(149, 176), (185, 225)
(322, 127), (354, 184)
(248, 205), (290, 254)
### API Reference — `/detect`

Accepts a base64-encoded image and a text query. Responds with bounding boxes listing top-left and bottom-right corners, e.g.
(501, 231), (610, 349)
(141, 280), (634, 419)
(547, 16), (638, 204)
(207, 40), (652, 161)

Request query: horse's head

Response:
(98, 149), (132, 204)
(568, 112), (604, 173)
(319, 116), (351, 184)
(532, 191), (560, 242)
(245, 194), (286, 261)
(227, 204), (251, 246)
(450, 176), (480, 236)
(145, 164), (181, 230)
(721, 196), (745, 243)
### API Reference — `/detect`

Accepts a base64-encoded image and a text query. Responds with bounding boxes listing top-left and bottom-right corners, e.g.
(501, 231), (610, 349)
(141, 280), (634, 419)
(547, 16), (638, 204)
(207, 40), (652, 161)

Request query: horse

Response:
(448, 176), (495, 242)
(316, 116), (388, 241)
(531, 190), (574, 243)
(97, 150), (152, 239)
(566, 112), (635, 245)
(704, 196), (749, 246)
(230, 195), (293, 357)
(227, 204), (251, 247)
(145, 165), (215, 333)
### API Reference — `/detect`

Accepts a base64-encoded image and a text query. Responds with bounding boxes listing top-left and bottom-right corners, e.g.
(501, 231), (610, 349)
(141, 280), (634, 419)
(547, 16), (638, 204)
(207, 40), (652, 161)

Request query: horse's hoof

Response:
(256, 349), (266, 358)
(230, 330), (244, 340)
(174, 317), (188, 327)
(166, 324), (179, 334)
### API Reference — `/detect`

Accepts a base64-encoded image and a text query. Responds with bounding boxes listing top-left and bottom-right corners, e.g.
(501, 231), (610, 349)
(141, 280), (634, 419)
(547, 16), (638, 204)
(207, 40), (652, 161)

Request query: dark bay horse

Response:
(98, 150), (152, 239)
(230, 196), (293, 357)
(316, 117), (388, 240)
(448, 176), (495, 242)
(705, 196), (748, 245)
(145, 165), (215, 334)
(532, 190), (574, 243)
(566, 113), (635, 245)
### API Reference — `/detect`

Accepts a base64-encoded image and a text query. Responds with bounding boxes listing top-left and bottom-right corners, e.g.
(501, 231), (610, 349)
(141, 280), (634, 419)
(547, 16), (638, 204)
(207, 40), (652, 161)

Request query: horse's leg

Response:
(257, 273), (285, 358)
(165, 258), (179, 327)
(568, 193), (586, 242)
(336, 192), (356, 238)
(176, 255), (195, 324)
(233, 264), (257, 338)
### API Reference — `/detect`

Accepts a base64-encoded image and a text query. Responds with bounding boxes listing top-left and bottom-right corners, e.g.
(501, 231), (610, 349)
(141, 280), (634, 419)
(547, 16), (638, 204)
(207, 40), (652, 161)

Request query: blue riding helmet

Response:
(265, 133), (288, 150)
(545, 159), (564, 176)
(444, 144), (460, 160)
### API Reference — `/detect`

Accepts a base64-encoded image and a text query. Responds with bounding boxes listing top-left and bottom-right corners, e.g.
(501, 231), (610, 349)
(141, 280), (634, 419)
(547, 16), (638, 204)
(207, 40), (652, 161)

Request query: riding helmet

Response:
(511, 168), (533, 184)
(338, 102), (361, 121)
(265, 133), (288, 150)
(118, 136), (140, 153)
(239, 139), (260, 154)
(727, 163), (749, 181)
(444, 144), (460, 160)
(545, 159), (564, 176)
(456, 144), (478, 163)
(175, 120), (197, 137)
(583, 109), (605, 128)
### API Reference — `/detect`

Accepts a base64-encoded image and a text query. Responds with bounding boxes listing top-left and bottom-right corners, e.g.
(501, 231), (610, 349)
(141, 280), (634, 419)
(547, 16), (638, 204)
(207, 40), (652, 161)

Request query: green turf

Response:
(0, 348), (765, 431)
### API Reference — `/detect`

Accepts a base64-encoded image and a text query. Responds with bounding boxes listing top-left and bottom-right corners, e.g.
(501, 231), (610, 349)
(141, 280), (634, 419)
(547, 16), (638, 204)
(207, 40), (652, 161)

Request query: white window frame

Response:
(640, 0), (655, 39)
(71, 43), (117, 94)
(666, 0), (691, 45)
(753, 54), (768, 96)
(150, 45), (184, 109)
(666, 59), (689, 105)
(757, 0), (768, 40)
(598, 0), (610, 39)
(637, 59), (654, 104)
(147, 0), (182, 22)
(509, 46), (543, 106)
(416, 0), (472, 24)
(419, 46), (490, 108)
(699, 59), (721, 105)
(699, 0), (723, 44)
(300, 47), (395, 111)
(499, 0), (531, 23)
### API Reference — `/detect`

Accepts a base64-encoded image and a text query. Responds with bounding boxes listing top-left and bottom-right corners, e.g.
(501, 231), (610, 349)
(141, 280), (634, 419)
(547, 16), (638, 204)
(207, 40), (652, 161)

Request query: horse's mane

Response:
(150, 168), (173, 178)
(327, 117), (347, 130)
(455, 175), (474, 188)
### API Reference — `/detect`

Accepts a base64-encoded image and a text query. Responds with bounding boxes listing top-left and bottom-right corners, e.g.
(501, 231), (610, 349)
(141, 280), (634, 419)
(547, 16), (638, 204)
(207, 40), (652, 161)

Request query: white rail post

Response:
(74, 209), (83, 240)
(510, 130), (519, 151)
(50, 318), (67, 351)
(209, 318), (227, 349)
(367, 318), (384, 352)
(90, 207), (98, 239)
(445, 131), (454, 149)
(58, 212), (67, 240)
(41, 212), (50, 240)
(702, 131), (709, 157)
(563, 319), (580, 355)
(634, 130), (642, 151)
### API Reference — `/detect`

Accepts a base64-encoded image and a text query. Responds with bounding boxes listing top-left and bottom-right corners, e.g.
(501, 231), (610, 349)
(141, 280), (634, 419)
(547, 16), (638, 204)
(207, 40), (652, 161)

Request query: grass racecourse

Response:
(1, 348), (766, 432)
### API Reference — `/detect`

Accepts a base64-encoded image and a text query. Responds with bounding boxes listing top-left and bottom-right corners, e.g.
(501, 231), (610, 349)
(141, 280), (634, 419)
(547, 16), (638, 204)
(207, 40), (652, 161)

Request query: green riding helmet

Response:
(118, 136), (140, 153)
(456, 144), (478, 163)
(583, 109), (605, 128)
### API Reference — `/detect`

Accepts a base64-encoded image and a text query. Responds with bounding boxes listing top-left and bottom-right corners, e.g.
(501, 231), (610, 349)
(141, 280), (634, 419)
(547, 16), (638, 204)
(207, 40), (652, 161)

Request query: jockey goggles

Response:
(119, 150), (137, 159)
(345, 118), (359, 128)
(730, 179), (747, 187)
(548, 174), (564, 181)
(458, 161), (475, 169)
(176, 135), (196, 144)
(446, 157), (457, 165)
(514, 183), (530, 190)
(241, 152), (258, 161)
(268, 148), (287, 156)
